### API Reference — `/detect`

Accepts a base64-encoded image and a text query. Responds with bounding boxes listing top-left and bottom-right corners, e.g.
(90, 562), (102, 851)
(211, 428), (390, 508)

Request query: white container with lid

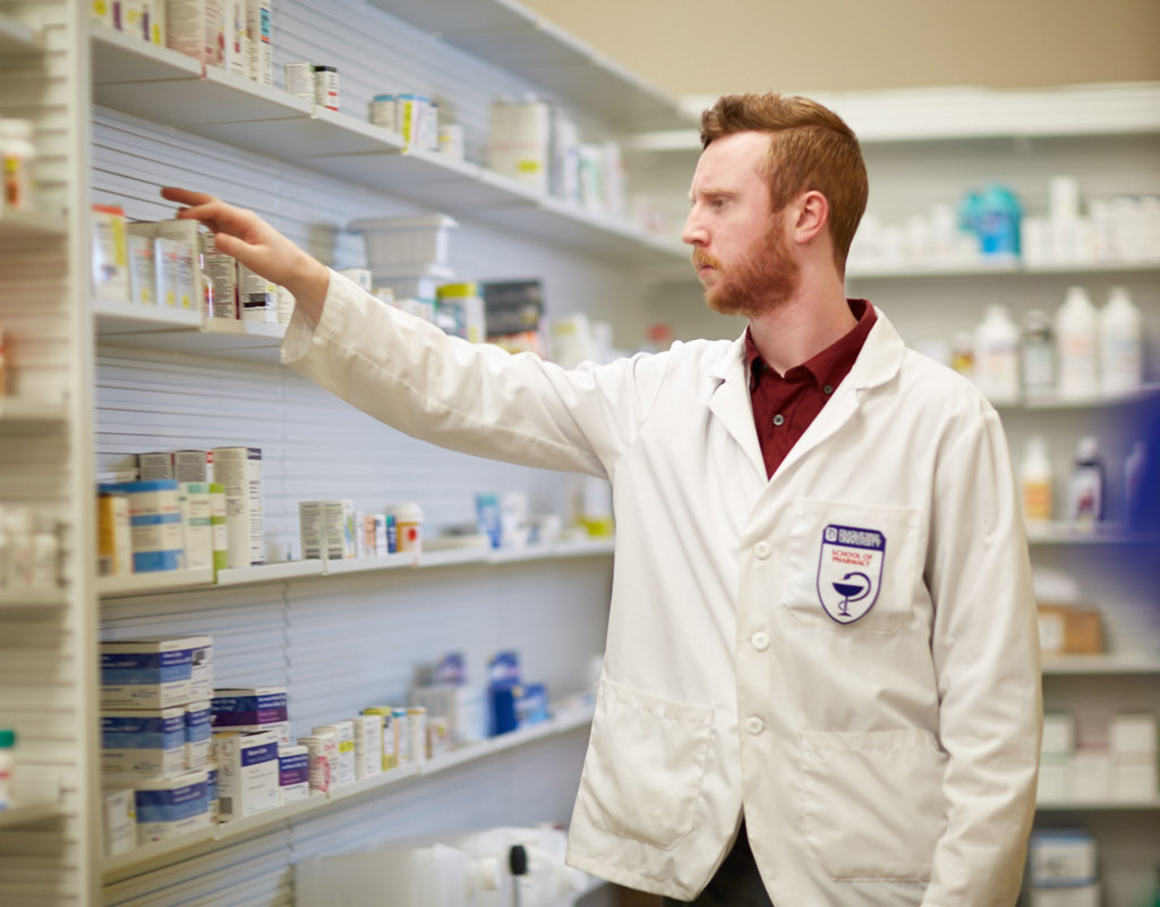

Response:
(1020, 435), (1053, 525)
(349, 214), (458, 272)
(1056, 286), (1099, 400)
(1098, 286), (1143, 396)
(387, 503), (423, 554)
(973, 304), (1021, 404)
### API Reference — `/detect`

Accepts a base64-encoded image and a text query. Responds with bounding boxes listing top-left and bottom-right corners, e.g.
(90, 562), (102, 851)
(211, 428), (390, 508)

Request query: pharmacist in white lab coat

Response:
(163, 91), (1042, 906)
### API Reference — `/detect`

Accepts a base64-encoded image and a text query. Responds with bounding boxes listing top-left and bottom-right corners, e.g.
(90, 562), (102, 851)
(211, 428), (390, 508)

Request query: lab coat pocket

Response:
(798, 728), (948, 882)
(579, 676), (713, 850)
(781, 498), (921, 634)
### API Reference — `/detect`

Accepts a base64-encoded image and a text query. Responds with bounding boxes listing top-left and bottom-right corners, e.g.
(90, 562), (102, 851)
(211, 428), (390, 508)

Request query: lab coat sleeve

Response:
(281, 270), (669, 477)
(922, 409), (1042, 906)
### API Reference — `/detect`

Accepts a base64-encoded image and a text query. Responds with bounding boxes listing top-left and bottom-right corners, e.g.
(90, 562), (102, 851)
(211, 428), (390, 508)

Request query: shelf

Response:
(363, 0), (689, 132)
(0, 588), (69, 611)
(1037, 799), (1160, 811)
(101, 703), (594, 881)
(97, 568), (215, 598)
(0, 210), (68, 242)
(321, 552), (416, 575)
(0, 398), (69, 433)
(1007, 385), (1160, 411)
(1042, 654), (1160, 675)
(94, 299), (286, 361)
(0, 802), (62, 829)
(0, 14), (41, 56)
(845, 260), (1160, 281)
(89, 32), (686, 268)
(1025, 523), (1155, 545)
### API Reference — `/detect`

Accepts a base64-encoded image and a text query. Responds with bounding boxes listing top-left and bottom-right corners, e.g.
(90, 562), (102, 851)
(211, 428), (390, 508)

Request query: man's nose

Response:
(681, 209), (706, 246)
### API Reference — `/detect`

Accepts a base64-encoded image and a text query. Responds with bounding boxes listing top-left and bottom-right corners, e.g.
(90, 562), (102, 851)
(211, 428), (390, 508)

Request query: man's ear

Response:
(792, 190), (829, 245)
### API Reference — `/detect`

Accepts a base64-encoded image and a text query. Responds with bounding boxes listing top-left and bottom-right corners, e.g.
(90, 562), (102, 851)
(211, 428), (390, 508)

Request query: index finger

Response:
(160, 186), (217, 207)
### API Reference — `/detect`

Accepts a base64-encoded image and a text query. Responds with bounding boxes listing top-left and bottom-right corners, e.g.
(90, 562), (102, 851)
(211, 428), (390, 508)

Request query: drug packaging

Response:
(348, 714), (382, 779)
(299, 731), (336, 794)
(127, 769), (209, 844)
(211, 687), (289, 743)
(214, 730), (279, 820)
(298, 501), (344, 561)
(92, 204), (128, 300)
(238, 262), (277, 322)
(179, 482), (214, 571)
(119, 0), (148, 40)
(97, 486), (132, 577)
(245, 0), (271, 85)
(175, 450), (213, 482)
(1029, 830), (1097, 886)
(312, 65), (339, 111)
(206, 762), (219, 822)
(278, 744), (310, 805)
(410, 684), (487, 745)
(285, 62), (314, 101)
(392, 707), (409, 764)
(211, 447), (264, 568)
(137, 452), (174, 479)
(120, 479), (183, 572)
(101, 635), (213, 708)
(91, 0), (113, 27)
(312, 721), (355, 787)
(434, 282), (485, 343)
(156, 238), (197, 310)
(185, 700), (212, 770)
(166, 0), (225, 67)
(101, 707), (186, 776)
(202, 234), (238, 319)
(127, 234), (157, 304)
(406, 707), (428, 763)
(362, 707), (397, 769)
(101, 788), (136, 857)
(145, 0), (167, 45)
(209, 483), (228, 573)
(222, 0), (247, 76)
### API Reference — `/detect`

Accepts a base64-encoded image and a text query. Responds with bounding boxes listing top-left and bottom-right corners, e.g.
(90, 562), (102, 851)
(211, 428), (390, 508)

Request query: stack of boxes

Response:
(1029, 831), (1099, 907)
(1038, 711), (1157, 804)
(100, 636), (215, 854)
(210, 687), (289, 820)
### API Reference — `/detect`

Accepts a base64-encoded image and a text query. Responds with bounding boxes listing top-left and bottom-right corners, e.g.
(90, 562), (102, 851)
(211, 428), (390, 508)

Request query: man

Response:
(163, 91), (1042, 906)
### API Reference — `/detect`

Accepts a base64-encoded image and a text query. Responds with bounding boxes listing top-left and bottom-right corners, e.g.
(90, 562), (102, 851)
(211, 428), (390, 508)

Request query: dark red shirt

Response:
(745, 299), (877, 479)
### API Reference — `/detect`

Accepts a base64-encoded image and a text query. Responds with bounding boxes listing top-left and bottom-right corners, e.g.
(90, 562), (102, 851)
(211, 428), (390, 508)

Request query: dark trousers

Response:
(662, 821), (773, 907)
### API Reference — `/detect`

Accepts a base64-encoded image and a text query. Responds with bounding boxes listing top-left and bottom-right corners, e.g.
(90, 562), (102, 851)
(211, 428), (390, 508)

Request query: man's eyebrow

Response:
(688, 188), (736, 204)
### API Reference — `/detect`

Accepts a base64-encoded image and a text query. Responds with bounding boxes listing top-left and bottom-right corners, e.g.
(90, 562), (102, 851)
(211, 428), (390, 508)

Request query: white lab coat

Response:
(283, 271), (1043, 906)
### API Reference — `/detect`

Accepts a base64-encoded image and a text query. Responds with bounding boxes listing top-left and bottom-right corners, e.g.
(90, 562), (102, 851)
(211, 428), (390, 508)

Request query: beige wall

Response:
(522, 0), (1160, 97)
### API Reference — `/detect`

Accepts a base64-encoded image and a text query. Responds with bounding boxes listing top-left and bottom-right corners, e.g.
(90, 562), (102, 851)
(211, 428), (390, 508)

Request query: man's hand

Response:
(160, 187), (330, 324)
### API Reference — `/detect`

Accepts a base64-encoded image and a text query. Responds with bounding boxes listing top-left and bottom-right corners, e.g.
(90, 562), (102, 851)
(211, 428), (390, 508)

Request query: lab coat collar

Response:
(705, 308), (907, 481)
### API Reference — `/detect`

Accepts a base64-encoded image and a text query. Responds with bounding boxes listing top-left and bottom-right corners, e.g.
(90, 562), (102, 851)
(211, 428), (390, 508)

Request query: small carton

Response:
(214, 730), (279, 820)
(128, 770), (210, 844)
(278, 744), (310, 805)
(100, 636), (213, 709)
(101, 706), (187, 775)
(312, 721), (355, 787)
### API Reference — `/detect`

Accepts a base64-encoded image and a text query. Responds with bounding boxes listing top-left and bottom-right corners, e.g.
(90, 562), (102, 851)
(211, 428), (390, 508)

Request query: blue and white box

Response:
(211, 687), (289, 744)
(278, 744), (310, 805)
(101, 636), (213, 709)
(185, 701), (212, 771)
(101, 706), (187, 775)
(215, 730), (280, 820)
(131, 770), (210, 845)
(120, 479), (184, 573)
(206, 763), (219, 823)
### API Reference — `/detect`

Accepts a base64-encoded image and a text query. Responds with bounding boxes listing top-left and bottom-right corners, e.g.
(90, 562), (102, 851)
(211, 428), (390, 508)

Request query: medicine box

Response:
(1030, 885), (1101, 907)
(128, 770), (210, 845)
(101, 636), (213, 709)
(127, 234), (156, 304)
(211, 447), (264, 569)
(1041, 713), (1075, 756)
(278, 744), (310, 805)
(156, 237), (198, 310)
(347, 714), (382, 780)
(299, 732), (336, 794)
(121, 479), (184, 573)
(101, 707), (186, 775)
(361, 706), (397, 770)
(215, 730), (280, 820)
(1036, 604), (1103, 656)
(312, 722), (355, 787)
(92, 204), (128, 300)
(180, 482), (215, 571)
(206, 763), (219, 823)
(211, 687), (289, 743)
(1068, 751), (1111, 802)
(1036, 754), (1068, 804)
(1110, 713), (1157, 754)
(101, 788), (136, 857)
(1029, 830), (1097, 886)
(185, 700), (212, 771)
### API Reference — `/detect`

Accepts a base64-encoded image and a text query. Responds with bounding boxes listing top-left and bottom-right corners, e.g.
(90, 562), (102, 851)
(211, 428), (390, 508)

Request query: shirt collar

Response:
(744, 299), (877, 388)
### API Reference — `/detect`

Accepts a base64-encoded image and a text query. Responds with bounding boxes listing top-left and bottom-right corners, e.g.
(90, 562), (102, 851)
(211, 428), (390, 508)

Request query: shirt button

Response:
(751, 631), (770, 651)
(823, 385), (833, 394)
(754, 540), (771, 560)
(772, 413), (785, 426)
(747, 716), (765, 735)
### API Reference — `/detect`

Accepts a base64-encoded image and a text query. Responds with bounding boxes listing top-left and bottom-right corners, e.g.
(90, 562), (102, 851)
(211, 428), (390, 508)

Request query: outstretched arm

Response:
(159, 187), (330, 324)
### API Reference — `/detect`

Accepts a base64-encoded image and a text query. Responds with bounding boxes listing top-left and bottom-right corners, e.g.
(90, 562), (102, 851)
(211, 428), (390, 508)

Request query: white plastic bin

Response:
(348, 213), (458, 271)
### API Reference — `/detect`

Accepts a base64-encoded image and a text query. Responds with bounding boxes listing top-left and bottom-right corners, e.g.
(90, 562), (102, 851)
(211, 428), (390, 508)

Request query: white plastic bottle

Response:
(1020, 435), (1054, 525)
(1098, 286), (1143, 396)
(1069, 436), (1105, 527)
(1021, 309), (1056, 399)
(974, 304), (1021, 404)
(1056, 286), (1099, 400)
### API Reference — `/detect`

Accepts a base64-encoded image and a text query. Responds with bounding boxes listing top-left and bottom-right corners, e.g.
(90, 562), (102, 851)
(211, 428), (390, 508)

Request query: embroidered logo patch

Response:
(816, 524), (886, 625)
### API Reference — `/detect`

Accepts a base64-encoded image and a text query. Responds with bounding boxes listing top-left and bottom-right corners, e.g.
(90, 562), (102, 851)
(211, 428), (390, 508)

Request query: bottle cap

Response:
(0, 729), (16, 747)
(1076, 437), (1100, 461)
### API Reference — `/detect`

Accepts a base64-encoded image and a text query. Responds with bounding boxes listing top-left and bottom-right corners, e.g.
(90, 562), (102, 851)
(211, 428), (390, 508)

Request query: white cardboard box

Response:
(214, 730), (279, 820)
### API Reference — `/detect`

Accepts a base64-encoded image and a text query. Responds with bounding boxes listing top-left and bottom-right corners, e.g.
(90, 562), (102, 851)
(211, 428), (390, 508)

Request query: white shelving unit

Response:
(102, 702), (594, 882)
(0, 802), (63, 830)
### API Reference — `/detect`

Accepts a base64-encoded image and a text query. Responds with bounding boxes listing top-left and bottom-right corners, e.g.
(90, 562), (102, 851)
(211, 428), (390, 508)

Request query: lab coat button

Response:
(754, 540), (771, 559)
(746, 716), (764, 735)
(751, 631), (770, 651)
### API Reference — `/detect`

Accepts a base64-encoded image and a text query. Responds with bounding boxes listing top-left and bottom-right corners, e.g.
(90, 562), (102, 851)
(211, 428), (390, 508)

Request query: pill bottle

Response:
(0, 728), (15, 809)
(388, 503), (423, 554)
(0, 118), (35, 212)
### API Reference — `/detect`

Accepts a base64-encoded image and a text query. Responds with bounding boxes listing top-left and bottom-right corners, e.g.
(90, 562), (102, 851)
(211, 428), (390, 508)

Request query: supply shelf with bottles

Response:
(0, 0), (709, 904)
